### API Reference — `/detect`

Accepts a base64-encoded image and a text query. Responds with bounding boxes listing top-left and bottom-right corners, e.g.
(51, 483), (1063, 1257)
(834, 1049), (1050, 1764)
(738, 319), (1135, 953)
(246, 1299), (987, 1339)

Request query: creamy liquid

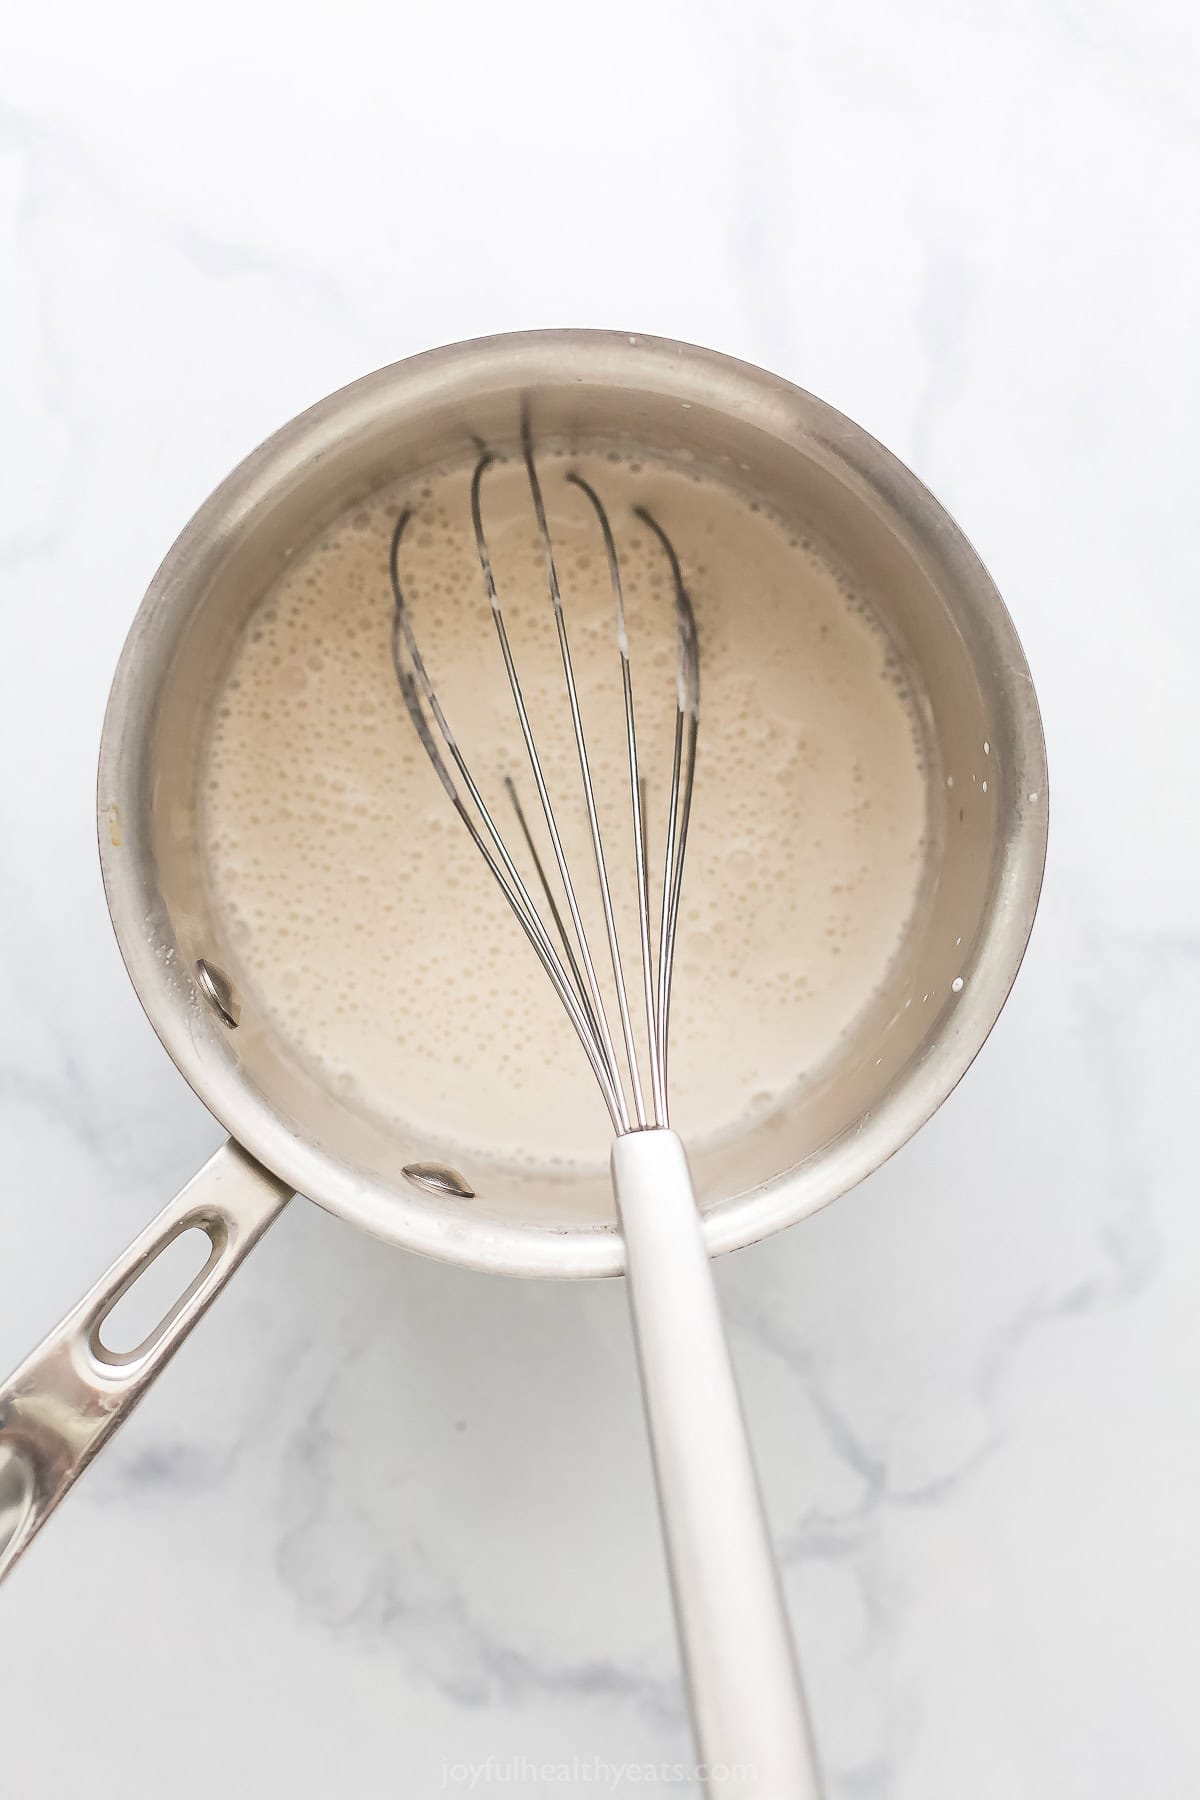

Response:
(202, 448), (929, 1171)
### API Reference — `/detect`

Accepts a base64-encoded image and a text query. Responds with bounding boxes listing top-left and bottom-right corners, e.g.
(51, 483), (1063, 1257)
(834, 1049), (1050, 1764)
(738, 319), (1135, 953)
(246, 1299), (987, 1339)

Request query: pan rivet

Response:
(195, 959), (240, 1028)
(402, 1162), (475, 1200)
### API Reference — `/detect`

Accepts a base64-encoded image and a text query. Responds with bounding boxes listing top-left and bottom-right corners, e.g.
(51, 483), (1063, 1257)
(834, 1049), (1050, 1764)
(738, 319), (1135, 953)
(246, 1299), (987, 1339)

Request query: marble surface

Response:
(2, 3), (1198, 1795)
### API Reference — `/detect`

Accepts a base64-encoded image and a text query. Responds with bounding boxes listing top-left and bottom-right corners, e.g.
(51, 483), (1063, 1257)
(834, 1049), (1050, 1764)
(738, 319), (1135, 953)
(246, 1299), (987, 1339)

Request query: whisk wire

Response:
(503, 773), (603, 1052)
(566, 471), (664, 1127)
(389, 513), (625, 1130)
(389, 448), (699, 1137)
(522, 440), (650, 1130)
(634, 506), (700, 1099)
(471, 454), (632, 1131)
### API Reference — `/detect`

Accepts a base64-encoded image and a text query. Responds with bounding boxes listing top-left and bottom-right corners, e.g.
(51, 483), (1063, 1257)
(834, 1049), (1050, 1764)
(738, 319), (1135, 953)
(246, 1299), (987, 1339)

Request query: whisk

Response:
(389, 429), (823, 1800)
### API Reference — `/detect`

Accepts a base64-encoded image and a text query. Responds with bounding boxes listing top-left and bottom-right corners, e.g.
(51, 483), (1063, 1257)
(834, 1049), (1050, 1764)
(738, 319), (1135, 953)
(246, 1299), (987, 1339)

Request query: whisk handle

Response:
(611, 1129), (823, 1800)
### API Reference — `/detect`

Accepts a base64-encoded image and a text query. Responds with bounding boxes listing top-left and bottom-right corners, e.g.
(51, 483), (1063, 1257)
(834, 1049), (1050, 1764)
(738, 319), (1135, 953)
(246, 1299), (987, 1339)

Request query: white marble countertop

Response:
(2, 3), (1198, 1795)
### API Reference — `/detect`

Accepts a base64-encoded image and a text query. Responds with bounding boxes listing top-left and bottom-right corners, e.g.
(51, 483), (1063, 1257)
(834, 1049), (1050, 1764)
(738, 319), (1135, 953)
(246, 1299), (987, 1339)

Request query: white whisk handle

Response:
(611, 1129), (823, 1800)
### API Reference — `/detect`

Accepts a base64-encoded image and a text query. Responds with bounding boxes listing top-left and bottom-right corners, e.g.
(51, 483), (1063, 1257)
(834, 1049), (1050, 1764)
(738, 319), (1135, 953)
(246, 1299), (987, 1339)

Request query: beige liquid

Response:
(202, 449), (929, 1172)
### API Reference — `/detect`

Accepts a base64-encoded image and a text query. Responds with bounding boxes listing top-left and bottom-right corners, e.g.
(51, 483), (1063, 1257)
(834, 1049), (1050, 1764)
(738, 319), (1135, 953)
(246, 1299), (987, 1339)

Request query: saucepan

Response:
(0, 330), (1047, 1681)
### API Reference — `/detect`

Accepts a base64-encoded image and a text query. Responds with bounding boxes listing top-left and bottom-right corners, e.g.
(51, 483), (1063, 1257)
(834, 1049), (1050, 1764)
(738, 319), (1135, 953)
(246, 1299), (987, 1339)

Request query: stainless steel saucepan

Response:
(0, 330), (1047, 1619)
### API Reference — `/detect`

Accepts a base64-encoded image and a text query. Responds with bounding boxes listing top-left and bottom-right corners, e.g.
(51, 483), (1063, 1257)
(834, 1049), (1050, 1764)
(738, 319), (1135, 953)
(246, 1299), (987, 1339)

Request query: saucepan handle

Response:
(611, 1128), (823, 1800)
(0, 1140), (291, 1584)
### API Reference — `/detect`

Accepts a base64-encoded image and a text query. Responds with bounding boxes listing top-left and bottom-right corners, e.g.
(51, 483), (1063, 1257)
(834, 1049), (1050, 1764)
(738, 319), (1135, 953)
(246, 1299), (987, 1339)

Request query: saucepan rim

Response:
(96, 328), (1048, 1278)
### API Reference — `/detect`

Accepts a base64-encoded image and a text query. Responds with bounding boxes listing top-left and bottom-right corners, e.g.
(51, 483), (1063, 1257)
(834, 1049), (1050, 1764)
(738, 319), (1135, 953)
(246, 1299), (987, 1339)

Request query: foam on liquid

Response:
(202, 448), (929, 1172)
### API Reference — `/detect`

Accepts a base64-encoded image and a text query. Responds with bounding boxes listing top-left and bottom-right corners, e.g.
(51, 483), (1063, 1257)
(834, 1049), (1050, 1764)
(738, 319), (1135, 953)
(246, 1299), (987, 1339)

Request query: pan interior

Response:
(198, 442), (933, 1201)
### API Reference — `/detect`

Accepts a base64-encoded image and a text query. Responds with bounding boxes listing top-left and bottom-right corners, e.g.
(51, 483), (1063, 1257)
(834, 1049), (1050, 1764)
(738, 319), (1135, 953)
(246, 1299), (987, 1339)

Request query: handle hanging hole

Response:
(92, 1226), (221, 1364)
